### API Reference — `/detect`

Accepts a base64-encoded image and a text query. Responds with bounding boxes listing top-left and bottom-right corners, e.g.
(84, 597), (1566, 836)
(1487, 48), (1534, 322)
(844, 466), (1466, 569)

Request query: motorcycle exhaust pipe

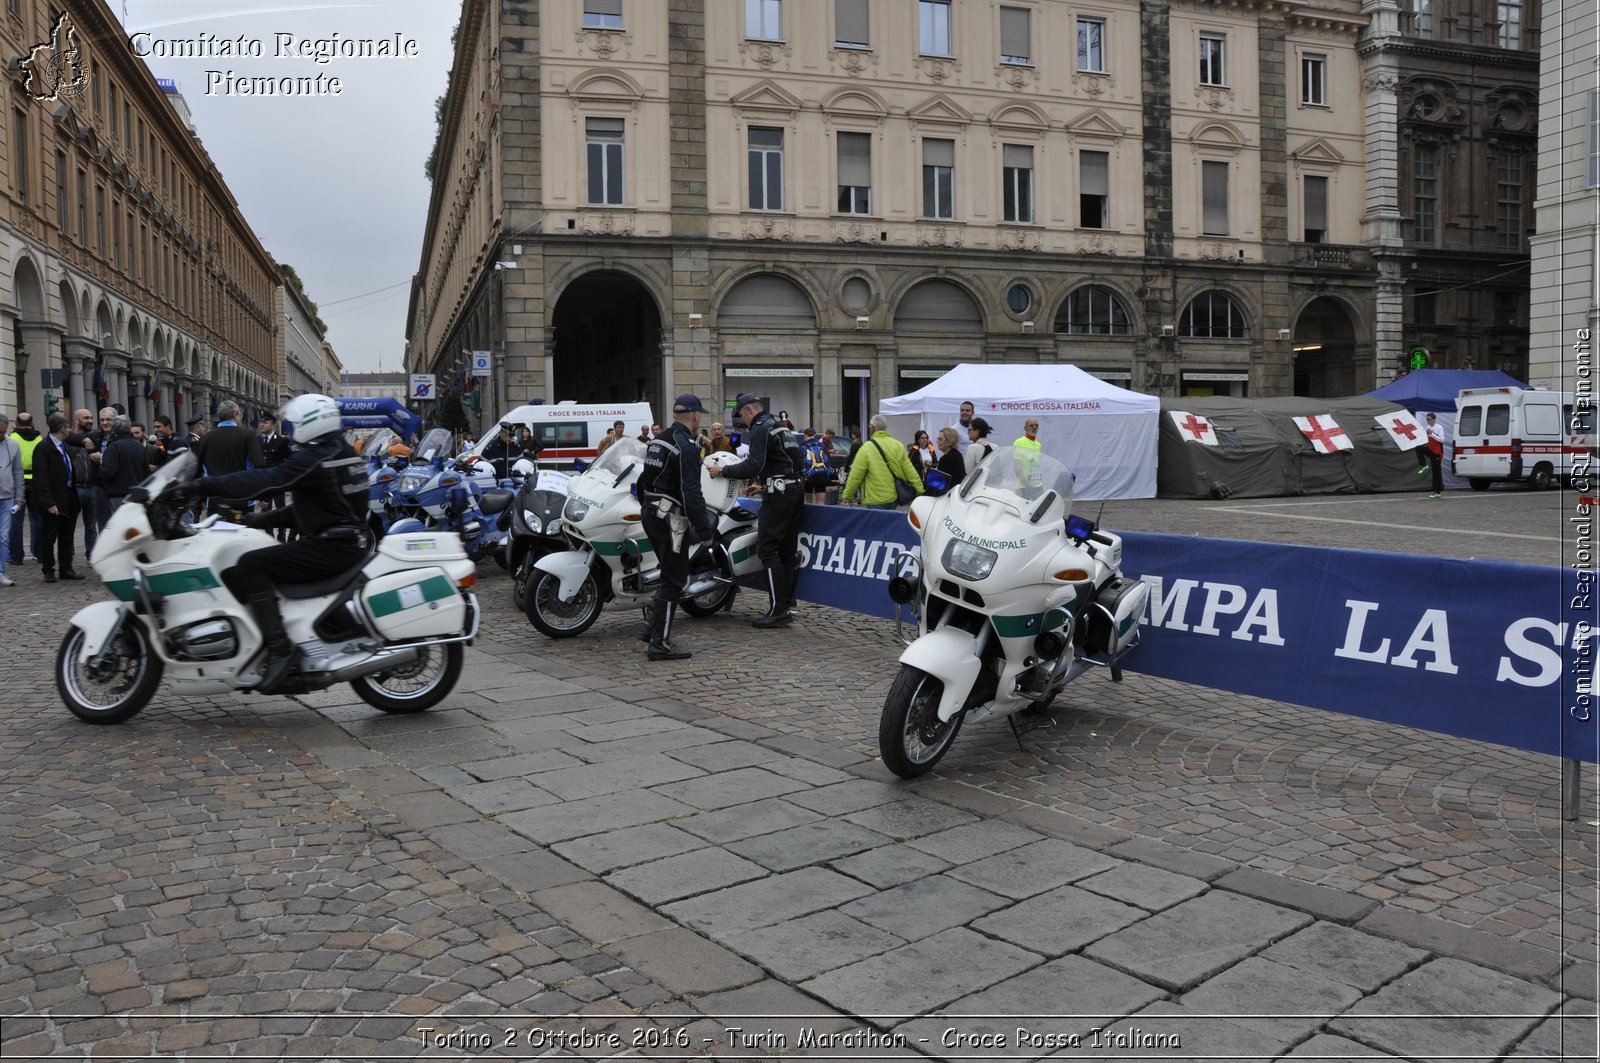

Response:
(681, 574), (734, 598)
(326, 646), (422, 684)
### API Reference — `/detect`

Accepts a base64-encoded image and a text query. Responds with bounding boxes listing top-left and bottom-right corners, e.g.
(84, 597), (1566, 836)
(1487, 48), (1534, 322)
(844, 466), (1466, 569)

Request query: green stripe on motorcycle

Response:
(104, 568), (222, 601)
(992, 612), (1046, 638)
(732, 545), (753, 565)
(592, 540), (655, 556)
(368, 575), (456, 618)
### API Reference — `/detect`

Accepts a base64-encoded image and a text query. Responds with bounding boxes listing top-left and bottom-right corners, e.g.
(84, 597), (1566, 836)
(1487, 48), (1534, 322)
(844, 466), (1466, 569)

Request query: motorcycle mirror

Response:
(1065, 513), (1097, 541)
(572, 460), (588, 473)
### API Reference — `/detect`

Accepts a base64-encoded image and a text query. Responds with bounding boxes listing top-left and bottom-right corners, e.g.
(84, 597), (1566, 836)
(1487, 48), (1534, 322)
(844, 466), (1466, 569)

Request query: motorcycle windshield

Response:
(143, 450), (196, 494)
(414, 428), (454, 465)
(365, 428), (397, 460)
(585, 437), (647, 485)
(960, 445), (1075, 520)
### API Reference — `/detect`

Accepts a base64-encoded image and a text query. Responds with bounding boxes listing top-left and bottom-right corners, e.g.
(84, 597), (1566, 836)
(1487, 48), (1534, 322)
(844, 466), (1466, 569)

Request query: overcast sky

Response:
(114, 1), (461, 375)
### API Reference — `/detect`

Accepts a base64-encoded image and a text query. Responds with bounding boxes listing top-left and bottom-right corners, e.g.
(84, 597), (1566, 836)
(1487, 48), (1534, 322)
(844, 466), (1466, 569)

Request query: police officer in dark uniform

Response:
(709, 392), (804, 627)
(636, 395), (715, 660)
(172, 394), (370, 693)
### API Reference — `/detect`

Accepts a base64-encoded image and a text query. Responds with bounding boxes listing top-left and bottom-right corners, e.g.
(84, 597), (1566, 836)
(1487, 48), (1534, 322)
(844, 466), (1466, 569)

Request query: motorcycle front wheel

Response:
(527, 569), (602, 638)
(56, 621), (164, 725)
(351, 642), (464, 714)
(879, 665), (963, 778)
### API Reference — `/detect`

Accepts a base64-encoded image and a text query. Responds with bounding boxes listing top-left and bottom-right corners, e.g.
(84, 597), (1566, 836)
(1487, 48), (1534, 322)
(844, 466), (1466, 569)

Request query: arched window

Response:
(1180, 291), (1249, 338)
(1055, 285), (1132, 335)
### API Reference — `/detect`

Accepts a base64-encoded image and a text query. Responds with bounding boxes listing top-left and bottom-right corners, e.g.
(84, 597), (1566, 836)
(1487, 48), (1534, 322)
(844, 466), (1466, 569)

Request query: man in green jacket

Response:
(842, 415), (924, 509)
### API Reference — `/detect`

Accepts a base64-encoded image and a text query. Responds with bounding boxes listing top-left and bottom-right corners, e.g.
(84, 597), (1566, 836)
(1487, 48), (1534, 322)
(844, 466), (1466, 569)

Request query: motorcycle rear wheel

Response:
(57, 621), (164, 725)
(351, 643), (463, 713)
(679, 560), (737, 617)
(879, 665), (963, 778)
(527, 569), (602, 638)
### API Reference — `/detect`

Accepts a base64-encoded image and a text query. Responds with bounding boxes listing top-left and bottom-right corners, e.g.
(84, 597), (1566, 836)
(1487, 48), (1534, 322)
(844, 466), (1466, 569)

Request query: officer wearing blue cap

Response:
(709, 392), (805, 627)
(635, 394), (716, 660)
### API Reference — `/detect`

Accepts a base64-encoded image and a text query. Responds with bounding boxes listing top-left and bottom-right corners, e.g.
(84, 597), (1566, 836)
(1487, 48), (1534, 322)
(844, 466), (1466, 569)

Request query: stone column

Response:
(130, 357), (156, 426)
(0, 309), (16, 418)
(22, 324), (64, 421)
(101, 349), (130, 413)
(61, 337), (96, 412)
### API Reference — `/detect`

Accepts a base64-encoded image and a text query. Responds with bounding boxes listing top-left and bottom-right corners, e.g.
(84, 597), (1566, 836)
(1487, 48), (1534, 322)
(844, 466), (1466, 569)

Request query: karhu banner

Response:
(1292, 414), (1353, 453)
(1375, 410), (1427, 451)
(1169, 411), (1218, 446)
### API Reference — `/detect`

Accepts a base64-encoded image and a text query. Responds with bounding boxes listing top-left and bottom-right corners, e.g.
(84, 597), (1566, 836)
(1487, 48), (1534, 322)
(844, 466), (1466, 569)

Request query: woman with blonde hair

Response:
(929, 426), (967, 495)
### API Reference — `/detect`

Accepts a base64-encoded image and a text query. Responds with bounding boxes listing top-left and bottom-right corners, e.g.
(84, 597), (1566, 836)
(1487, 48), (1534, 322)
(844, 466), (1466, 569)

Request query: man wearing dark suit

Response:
(33, 412), (84, 583)
(192, 401), (264, 515)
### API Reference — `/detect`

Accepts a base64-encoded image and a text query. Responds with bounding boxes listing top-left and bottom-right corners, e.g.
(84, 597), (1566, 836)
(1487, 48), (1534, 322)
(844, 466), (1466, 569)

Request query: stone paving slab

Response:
(724, 909), (908, 983)
(1097, 1001), (1303, 1061)
(1084, 890), (1314, 991)
(498, 789), (698, 845)
(840, 874), (1012, 941)
(726, 819), (893, 872)
(906, 819), (1046, 864)
(1509, 997), (1599, 1059)
(649, 766), (812, 810)
(674, 797), (824, 844)
(523, 752), (707, 801)
(841, 798), (981, 841)
(550, 822), (707, 874)
(1075, 863), (1208, 912)
(605, 847), (769, 905)
(662, 867), (877, 940)
(1177, 956), (1366, 1040)
(799, 927), (1042, 1022)
(1283, 1033), (1400, 1059)
(947, 839), (1122, 900)
(1327, 956), (1563, 1059)
(829, 842), (955, 889)
(972, 884), (1150, 956)
(1257, 921), (1429, 993)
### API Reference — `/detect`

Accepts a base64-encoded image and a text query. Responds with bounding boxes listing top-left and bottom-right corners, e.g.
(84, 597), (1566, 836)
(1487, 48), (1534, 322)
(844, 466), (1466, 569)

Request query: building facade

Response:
(1360, 0), (1540, 386)
(1528, 0), (1596, 389)
(407, 0), (1536, 432)
(277, 274), (331, 400)
(2, 0), (280, 427)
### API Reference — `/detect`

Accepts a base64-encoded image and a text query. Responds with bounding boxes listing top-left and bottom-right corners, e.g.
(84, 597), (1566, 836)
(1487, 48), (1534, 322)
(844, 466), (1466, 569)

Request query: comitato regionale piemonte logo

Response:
(21, 11), (88, 104)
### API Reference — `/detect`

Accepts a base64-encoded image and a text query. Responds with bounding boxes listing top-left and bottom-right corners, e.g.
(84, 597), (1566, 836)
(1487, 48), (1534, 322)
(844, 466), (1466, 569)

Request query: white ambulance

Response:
(1452, 386), (1593, 490)
(480, 401), (656, 469)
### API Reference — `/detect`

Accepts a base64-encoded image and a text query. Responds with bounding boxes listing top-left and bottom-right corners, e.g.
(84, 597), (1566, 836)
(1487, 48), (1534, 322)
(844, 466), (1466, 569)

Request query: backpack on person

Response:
(802, 437), (831, 486)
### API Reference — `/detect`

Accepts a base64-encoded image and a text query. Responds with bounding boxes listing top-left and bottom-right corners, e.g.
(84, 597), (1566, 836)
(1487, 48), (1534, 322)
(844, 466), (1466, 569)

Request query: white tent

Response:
(880, 363), (1159, 500)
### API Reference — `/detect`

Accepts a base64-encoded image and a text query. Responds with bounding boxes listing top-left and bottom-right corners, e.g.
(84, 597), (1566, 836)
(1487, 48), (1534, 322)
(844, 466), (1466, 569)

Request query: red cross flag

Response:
(1170, 411), (1218, 445)
(1376, 410), (1426, 450)
(1292, 414), (1353, 454)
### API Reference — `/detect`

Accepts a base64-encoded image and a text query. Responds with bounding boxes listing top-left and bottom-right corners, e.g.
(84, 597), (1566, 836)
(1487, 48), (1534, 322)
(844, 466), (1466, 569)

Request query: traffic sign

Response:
(409, 373), (436, 400)
(471, 351), (492, 377)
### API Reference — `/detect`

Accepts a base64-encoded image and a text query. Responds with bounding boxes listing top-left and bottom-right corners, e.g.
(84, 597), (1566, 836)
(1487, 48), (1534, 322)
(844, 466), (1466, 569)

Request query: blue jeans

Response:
(76, 485), (104, 557)
(0, 502), (11, 570)
(7, 488), (39, 561)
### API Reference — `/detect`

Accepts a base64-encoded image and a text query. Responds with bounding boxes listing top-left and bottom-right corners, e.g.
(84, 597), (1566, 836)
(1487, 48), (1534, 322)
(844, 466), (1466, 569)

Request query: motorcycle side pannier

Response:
(361, 569), (469, 640)
(1084, 576), (1150, 660)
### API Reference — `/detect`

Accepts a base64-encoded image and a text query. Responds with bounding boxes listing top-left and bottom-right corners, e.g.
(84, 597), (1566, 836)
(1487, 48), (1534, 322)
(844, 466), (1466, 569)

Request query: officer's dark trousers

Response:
(758, 480), (804, 599)
(643, 510), (688, 608)
(223, 537), (367, 602)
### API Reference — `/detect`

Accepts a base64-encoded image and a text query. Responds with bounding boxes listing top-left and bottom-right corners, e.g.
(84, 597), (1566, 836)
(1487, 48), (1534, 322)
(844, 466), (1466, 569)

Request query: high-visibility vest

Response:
(10, 433), (41, 480)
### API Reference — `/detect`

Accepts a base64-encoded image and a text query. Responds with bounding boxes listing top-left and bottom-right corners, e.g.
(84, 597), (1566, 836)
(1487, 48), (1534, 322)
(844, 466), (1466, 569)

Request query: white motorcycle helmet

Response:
(280, 393), (341, 443)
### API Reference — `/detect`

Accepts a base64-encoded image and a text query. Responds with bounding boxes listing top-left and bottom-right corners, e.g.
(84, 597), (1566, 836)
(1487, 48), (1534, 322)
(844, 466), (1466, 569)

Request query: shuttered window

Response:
(1079, 150), (1108, 229)
(1002, 144), (1033, 223)
(835, 0), (869, 48)
(922, 138), (954, 219)
(1202, 160), (1229, 236)
(585, 118), (624, 205)
(583, 0), (622, 29)
(748, 127), (784, 211)
(1000, 7), (1031, 64)
(837, 132), (871, 214)
(1304, 175), (1327, 242)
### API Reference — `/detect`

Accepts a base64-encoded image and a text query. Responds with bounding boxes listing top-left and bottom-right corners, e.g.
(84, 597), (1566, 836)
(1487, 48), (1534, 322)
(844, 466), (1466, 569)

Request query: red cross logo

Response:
(1178, 413), (1214, 443)
(1389, 418), (1418, 441)
(1298, 416), (1350, 452)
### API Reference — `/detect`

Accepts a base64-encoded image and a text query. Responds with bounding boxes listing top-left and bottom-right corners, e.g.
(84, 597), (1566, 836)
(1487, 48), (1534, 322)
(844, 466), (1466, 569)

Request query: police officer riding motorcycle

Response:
(170, 394), (370, 693)
(636, 395), (716, 661)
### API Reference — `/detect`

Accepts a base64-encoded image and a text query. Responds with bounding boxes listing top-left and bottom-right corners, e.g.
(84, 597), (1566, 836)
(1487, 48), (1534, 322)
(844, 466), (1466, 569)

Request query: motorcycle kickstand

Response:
(1007, 713), (1030, 753)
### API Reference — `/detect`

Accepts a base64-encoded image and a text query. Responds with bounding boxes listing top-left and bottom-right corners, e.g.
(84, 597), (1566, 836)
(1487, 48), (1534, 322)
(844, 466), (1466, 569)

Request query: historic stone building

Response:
(1360, 0), (1540, 386)
(278, 274), (340, 399)
(1528, 0), (1596, 390)
(1, 0), (281, 425)
(407, 0), (1535, 431)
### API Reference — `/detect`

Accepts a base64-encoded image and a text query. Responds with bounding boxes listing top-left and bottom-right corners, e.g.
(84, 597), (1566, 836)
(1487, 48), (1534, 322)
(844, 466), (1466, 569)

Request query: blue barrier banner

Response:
(781, 502), (1597, 764)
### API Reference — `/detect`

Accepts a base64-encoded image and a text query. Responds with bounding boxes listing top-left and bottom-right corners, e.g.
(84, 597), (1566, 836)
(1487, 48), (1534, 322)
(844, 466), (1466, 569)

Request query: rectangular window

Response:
(1413, 145), (1438, 245)
(1496, 153), (1522, 249)
(54, 150), (67, 229)
(140, 224), (148, 283)
(747, 126), (784, 211)
(585, 117), (624, 205)
(1413, 0), (1433, 37)
(1304, 175), (1328, 242)
(1495, 291), (1519, 328)
(137, 118), (144, 165)
(583, 0), (622, 30)
(922, 137), (954, 219)
(109, 83), (118, 135)
(12, 109), (27, 206)
(747, 0), (781, 40)
(124, 211), (133, 272)
(1200, 33), (1226, 86)
(1079, 150), (1109, 228)
(95, 184), (105, 254)
(1301, 54), (1325, 105)
(835, 0), (869, 48)
(122, 101), (130, 144)
(1201, 160), (1229, 235)
(76, 168), (87, 243)
(1002, 143), (1033, 223)
(1486, 404), (1511, 435)
(836, 131), (871, 214)
(1497, 0), (1521, 47)
(1000, 6), (1031, 65)
(92, 60), (102, 115)
(919, 0), (951, 56)
(1414, 291), (1437, 325)
(112, 206), (121, 273)
(1076, 17), (1105, 73)
(1587, 90), (1599, 189)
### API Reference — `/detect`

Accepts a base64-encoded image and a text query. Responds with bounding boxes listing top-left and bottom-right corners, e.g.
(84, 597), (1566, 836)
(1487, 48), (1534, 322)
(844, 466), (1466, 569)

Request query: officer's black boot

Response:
(753, 566), (793, 628)
(246, 592), (298, 694)
(646, 601), (690, 661)
(638, 603), (653, 643)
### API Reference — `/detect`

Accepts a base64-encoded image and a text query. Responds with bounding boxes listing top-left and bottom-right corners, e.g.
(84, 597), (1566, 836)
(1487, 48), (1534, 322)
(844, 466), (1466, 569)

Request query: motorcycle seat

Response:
(278, 544), (376, 600)
(480, 488), (515, 515)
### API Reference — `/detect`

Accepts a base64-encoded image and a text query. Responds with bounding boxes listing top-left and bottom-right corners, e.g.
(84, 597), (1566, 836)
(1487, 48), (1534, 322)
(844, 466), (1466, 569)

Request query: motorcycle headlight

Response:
(523, 510), (543, 534)
(563, 497), (590, 522)
(547, 518), (561, 535)
(942, 539), (998, 581)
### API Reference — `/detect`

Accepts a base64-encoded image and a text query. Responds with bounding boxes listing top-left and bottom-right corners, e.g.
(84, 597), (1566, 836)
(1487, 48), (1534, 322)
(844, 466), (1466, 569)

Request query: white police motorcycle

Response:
(880, 447), (1149, 777)
(56, 452), (481, 724)
(525, 439), (762, 637)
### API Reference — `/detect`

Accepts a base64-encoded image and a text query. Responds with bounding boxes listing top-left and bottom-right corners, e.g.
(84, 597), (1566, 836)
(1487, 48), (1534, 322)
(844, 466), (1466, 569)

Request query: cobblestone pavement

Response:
(1, 491), (1595, 1061)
